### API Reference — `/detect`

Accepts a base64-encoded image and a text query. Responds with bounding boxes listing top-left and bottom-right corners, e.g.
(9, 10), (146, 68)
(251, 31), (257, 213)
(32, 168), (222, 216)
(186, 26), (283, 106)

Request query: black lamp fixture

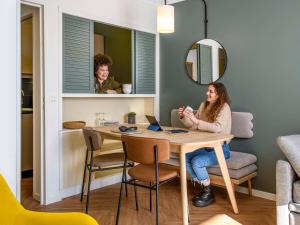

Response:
(202, 0), (208, 38)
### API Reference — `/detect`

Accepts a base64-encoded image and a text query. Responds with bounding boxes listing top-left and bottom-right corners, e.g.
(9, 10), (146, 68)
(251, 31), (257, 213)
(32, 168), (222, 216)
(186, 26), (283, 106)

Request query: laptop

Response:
(145, 115), (189, 133)
(145, 115), (163, 131)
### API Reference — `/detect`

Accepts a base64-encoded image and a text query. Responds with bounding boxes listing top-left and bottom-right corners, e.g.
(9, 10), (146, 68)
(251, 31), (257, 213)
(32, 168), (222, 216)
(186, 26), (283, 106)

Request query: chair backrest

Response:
(231, 112), (253, 138)
(0, 175), (24, 224)
(82, 127), (102, 151)
(170, 109), (254, 138)
(121, 135), (170, 164)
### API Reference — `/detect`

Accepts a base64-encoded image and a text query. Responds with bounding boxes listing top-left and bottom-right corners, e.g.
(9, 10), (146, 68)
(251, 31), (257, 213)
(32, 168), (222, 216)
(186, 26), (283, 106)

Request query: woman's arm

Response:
(180, 103), (203, 128)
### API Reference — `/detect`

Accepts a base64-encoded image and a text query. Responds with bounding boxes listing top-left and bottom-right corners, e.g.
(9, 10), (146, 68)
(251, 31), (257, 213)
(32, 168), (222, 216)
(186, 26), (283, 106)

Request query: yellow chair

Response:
(0, 175), (99, 225)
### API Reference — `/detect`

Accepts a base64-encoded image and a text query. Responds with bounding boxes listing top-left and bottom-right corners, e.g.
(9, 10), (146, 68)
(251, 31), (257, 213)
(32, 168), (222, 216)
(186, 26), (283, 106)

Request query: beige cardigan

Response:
(181, 102), (232, 135)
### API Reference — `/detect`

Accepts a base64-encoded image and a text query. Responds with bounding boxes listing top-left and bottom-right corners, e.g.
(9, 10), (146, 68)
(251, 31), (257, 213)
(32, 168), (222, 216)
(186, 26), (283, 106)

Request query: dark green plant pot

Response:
(128, 116), (136, 124)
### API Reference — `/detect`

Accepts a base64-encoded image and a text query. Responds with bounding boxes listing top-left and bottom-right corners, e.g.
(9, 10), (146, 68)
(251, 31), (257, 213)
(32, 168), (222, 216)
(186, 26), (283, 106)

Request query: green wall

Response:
(160, 0), (300, 193)
(94, 23), (132, 84)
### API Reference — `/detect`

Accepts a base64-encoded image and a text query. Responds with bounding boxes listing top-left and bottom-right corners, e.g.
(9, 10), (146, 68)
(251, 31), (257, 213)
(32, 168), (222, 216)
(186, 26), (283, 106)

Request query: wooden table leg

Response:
(180, 146), (189, 225)
(214, 142), (239, 214)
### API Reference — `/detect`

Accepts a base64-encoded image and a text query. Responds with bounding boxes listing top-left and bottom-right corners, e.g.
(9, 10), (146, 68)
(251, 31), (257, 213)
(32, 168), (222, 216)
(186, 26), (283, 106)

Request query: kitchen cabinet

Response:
(22, 113), (33, 172)
(21, 17), (33, 75)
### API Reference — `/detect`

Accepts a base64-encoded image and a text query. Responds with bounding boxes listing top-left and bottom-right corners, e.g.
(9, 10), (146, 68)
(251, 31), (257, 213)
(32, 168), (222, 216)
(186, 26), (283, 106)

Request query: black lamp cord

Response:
(202, 0), (208, 39)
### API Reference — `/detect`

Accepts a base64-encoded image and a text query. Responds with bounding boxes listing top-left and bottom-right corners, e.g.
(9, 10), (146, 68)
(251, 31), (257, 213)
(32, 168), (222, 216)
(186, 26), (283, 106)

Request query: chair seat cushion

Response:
(289, 202), (300, 214)
(93, 152), (125, 168)
(207, 164), (257, 179)
(167, 151), (257, 170)
(210, 151), (257, 170)
(128, 164), (178, 183)
(294, 180), (300, 204)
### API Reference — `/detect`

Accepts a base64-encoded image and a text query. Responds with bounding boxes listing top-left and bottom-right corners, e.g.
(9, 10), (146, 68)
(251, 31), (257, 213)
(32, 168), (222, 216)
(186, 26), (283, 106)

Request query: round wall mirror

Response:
(185, 39), (227, 84)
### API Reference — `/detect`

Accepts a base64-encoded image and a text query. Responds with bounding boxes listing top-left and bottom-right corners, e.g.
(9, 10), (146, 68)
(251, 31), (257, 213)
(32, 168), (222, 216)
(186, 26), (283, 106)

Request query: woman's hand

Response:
(178, 106), (185, 119)
(184, 110), (199, 125)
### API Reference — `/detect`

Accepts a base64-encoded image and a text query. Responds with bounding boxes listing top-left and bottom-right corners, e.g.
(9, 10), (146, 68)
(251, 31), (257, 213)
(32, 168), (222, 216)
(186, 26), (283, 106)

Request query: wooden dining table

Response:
(93, 124), (238, 225)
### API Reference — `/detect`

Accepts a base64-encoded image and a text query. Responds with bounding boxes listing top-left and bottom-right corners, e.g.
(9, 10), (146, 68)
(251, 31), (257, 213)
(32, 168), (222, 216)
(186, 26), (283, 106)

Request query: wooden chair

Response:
(81, 127), (132, 213)
(116, 135), (179, 225)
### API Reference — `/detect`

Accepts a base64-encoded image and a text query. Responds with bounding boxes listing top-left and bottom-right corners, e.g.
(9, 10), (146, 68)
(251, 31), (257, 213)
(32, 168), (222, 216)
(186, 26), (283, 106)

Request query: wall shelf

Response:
(62, 94), (156, 98)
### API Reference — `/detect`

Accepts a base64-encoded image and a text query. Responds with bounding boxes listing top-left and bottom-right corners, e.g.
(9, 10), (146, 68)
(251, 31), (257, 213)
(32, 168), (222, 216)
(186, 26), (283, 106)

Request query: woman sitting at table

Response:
(178, 82), (231, 207)
(94, 54), (122, 94)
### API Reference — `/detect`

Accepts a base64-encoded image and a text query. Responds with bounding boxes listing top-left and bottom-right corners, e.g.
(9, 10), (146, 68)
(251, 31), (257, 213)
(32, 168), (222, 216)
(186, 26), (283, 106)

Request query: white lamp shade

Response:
(157, 5), (174, 33)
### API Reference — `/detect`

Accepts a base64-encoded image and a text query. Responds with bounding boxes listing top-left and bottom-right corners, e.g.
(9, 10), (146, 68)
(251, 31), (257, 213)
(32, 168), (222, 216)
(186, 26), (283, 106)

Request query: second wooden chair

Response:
(116, 135), (179, 225)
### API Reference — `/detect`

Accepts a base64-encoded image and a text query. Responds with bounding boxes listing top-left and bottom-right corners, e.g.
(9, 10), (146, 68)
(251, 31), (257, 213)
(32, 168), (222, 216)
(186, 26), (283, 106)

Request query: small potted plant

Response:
(127, 112), (136, 124)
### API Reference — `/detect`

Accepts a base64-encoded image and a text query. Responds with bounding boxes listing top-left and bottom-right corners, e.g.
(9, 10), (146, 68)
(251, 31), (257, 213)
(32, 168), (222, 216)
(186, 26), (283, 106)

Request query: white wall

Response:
(0, 0), (20, 198)
(0, 0), (157, 204)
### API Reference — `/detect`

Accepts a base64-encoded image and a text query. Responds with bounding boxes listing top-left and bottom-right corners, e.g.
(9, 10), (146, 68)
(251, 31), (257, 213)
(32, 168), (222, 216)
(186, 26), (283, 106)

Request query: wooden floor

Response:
(21, 178), (276, 225)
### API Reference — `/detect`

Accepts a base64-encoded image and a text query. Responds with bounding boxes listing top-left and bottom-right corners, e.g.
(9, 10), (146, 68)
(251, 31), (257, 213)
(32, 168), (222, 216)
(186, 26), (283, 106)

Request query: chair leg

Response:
(134, 180), (139, 211)
(80, 149), (89, 202)
(154, 146), (159, 225)
(86, 151), (94, 214)
(155, 182), (159, 225)
(149, 182), (152, 212)
(86, 169), (92, 213)
(248, 179), (252, 196)
(115, 167), (126, 225)
(125, 170), (128, 197)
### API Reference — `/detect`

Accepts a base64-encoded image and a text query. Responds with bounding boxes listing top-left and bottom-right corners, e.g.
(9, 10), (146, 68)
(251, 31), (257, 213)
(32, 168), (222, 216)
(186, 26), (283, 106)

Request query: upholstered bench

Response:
(166, 109), (258, 196)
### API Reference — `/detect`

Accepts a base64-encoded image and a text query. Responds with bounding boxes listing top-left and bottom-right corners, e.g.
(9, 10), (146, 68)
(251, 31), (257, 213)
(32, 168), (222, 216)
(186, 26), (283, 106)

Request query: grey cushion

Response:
(170, 109), (254, 139)
(210, 151), (257, 170)
(289, 202), (300, 214)
(231, 112), (254, 138)
(168, 151), (257, 170)
(207, 164), (257, 179)
(277, 135), (300, 178)
(294, 180), (300, 204)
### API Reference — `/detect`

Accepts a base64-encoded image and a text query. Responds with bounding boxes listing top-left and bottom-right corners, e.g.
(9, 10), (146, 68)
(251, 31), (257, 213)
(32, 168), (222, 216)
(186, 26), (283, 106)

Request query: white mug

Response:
(122, 84), (132, 94)
(185, 106), (193, 113)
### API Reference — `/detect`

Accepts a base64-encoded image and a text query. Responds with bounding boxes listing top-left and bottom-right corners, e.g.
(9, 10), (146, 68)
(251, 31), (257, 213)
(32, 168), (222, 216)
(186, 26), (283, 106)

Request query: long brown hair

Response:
(203, 82), (230, 122)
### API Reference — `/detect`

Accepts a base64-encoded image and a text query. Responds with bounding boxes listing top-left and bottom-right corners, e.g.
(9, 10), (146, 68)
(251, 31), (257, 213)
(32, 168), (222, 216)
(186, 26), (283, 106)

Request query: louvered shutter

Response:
(133, 31), (156, 94)
(63, 14), (94, 93)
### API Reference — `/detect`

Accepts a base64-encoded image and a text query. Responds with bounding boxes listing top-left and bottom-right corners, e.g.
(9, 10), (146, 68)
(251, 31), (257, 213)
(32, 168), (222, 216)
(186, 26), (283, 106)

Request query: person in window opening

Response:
(178, 82), (231, 207)
(94, 54), (122, 94)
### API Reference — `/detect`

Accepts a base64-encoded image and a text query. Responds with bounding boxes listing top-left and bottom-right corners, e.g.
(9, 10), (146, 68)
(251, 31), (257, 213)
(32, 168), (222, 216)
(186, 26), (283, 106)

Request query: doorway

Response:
(20, 2), (44, 205)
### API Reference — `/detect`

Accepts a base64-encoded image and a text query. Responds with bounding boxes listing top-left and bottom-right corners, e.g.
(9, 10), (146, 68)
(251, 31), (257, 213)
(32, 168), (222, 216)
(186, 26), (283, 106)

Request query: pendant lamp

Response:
(157, 0), (174, 33)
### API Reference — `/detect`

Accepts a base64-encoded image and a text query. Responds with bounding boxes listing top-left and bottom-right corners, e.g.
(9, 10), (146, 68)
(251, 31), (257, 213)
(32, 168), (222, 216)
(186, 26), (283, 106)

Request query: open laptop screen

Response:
(145, 115), (163, 131)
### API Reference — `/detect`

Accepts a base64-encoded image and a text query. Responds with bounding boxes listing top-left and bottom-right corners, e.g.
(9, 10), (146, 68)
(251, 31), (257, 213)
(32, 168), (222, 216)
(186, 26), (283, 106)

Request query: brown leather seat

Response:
(116, 135), (178, 225)
(81, 127), (131, 214)
(128, 164), (178, 183)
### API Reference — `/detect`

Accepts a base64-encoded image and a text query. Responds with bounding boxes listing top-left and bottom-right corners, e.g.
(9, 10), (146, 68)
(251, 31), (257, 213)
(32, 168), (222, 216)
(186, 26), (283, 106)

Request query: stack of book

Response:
(103, 120), (119, 126)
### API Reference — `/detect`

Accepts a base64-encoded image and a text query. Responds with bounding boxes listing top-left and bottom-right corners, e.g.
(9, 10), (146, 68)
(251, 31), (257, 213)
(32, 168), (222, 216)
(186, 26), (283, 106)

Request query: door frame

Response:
(20, 0), (45, 205)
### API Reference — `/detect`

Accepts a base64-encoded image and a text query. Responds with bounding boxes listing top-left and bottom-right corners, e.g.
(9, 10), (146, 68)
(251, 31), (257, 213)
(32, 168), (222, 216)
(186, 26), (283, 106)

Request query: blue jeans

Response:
(186, 144), (231, 181)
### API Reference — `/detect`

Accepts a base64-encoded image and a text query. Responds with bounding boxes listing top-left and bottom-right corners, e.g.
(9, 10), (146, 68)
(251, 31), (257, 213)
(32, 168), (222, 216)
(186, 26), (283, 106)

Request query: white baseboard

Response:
(60, 173), (123, 199)
(235, 186), (276, 201)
